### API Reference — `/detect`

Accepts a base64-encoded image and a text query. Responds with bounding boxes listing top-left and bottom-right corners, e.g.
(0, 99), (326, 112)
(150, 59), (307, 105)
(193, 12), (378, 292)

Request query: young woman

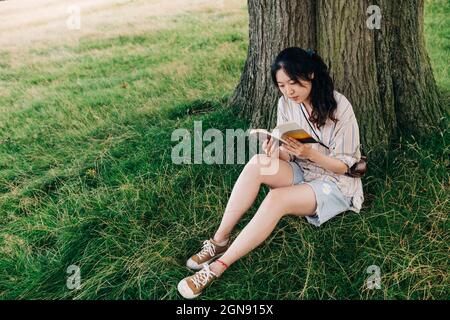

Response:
(177, 47), (364, 299)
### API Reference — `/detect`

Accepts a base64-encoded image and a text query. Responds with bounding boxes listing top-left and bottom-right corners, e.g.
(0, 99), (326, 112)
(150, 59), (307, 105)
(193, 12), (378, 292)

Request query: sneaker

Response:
(177, 263), (217, 299)
(186, 238), (230, 270)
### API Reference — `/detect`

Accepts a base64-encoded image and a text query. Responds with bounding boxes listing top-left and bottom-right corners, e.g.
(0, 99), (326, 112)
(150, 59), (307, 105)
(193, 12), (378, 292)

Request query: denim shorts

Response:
(288, 161), (353, 227)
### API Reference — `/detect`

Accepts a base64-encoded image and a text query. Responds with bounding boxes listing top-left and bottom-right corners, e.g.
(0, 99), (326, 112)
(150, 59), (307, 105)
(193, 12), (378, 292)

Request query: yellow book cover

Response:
(249, 122), (318, 145)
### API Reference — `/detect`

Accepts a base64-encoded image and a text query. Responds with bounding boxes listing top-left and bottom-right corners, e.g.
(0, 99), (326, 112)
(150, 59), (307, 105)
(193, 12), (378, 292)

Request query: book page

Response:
(249, 128), (286, 144)
(273, 122), (316, 143)
(250, 122), (317, 144)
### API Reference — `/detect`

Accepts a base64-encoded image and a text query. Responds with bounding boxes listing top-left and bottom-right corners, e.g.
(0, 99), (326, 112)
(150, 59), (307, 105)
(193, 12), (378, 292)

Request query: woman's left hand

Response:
(282, 137), (313, 159)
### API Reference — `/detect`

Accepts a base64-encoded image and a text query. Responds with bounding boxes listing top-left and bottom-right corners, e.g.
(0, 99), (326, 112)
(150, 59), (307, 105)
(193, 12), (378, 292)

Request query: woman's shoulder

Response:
(277, 95), (288, 107)
(333, 91), (355, 119)
(333, 91), (352, 109)
(277, 95), (291, 113)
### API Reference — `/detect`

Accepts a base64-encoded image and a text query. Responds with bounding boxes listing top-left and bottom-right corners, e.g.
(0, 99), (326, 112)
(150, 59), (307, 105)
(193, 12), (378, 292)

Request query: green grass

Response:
(425, 0), (450, 96)
(0, 3), (448, 299)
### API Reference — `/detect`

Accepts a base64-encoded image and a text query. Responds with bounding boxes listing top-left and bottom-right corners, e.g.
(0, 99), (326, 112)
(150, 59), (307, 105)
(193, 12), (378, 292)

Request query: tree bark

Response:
(380, 0), (443, 136)
(228, 0), (316, 129)
(229, 0), (444, 150)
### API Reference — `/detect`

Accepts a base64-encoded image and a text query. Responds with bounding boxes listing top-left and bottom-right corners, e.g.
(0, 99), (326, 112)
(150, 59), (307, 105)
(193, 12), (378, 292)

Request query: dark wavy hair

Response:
(271, 47), (338, 129)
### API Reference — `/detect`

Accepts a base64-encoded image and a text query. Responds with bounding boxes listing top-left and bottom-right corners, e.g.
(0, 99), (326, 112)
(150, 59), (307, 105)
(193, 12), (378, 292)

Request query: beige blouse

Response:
(276, 91), (364, 213)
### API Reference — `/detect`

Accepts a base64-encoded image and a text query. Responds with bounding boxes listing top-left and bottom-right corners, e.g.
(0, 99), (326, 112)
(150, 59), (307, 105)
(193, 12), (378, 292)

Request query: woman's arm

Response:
(282, 137), (349, 175)
(306, 148), (348, 175)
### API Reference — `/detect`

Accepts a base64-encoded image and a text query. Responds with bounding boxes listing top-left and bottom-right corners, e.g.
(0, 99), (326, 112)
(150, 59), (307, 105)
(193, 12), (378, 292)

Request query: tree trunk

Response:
(228, 0), (316, 129)
(228, 0), (444, 150)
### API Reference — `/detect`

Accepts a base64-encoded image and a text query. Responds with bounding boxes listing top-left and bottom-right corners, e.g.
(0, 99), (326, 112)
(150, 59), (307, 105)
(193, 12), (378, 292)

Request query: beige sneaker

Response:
(186, 238), (230, 270)
(177, 263), (217, 299)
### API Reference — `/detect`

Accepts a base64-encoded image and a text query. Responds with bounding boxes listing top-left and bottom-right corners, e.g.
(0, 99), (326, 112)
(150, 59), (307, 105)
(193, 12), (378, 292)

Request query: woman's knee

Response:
(246, 154), (291, 188)
(243, 154), (270, 175)
(248, 154), (271, 166)
(263, 189), (289, 217)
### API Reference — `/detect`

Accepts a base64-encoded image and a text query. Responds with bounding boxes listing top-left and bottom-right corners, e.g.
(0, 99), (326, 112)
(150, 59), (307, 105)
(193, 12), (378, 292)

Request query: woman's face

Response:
(276, 69), (312, 105)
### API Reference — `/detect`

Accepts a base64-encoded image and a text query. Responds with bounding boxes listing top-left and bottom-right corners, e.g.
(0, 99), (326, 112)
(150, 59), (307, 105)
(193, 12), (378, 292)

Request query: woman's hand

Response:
(262, 137), (292, 161)
(262, 137), (278, 157)
(282, 137), (313, 159)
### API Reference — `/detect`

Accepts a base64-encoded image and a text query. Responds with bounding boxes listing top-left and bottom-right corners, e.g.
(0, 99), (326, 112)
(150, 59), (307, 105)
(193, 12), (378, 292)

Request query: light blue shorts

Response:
(288, 161), (353, 227)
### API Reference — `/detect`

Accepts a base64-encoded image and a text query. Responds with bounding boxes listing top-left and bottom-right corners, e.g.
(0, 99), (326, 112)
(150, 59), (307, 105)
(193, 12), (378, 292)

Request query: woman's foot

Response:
(186, 238), (230, 270)
(177, 263), (218, 299)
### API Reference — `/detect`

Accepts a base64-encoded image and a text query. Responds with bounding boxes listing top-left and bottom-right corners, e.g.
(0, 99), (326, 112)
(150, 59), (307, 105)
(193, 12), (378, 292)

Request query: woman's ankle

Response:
(210, 260), (227, 277)
(213, 233), (230, 245)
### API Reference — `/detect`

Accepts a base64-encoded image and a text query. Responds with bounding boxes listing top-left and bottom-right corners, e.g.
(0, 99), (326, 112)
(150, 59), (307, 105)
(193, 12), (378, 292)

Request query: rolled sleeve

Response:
(329, 107), (361, 170)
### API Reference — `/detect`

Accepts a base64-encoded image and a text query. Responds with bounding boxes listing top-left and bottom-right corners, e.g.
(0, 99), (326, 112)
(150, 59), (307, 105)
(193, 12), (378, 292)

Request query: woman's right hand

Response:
(262, 137), (277, 157)
(263, 137), (292, 161)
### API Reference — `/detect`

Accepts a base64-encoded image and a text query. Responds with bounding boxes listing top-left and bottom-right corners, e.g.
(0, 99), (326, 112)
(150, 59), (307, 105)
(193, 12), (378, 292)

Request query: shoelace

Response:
(191, 264), (217, 289)
(196, 240), (216, 259)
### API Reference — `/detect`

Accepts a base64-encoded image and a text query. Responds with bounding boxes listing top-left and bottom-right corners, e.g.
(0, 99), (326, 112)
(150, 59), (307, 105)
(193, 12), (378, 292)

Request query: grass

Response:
(424, 0), (450, 95)
(0, 0), (448, 299)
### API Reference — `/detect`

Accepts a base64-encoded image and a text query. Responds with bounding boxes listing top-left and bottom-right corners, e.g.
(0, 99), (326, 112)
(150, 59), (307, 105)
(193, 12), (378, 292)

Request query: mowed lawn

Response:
(0, 0), (448, 299)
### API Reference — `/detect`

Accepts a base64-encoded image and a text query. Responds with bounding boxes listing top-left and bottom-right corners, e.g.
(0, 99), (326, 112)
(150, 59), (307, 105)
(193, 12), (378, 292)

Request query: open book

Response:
(249, 122), (318, 145)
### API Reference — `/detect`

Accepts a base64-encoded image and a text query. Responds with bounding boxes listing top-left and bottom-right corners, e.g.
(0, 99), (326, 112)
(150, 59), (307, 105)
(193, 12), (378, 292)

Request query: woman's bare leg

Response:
(211, 184), (317, 275)
(213, 154), (294, 243)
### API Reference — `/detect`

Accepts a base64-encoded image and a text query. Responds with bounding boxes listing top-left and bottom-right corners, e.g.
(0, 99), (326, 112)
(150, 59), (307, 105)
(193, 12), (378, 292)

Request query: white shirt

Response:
(277, 91), (364, 213)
